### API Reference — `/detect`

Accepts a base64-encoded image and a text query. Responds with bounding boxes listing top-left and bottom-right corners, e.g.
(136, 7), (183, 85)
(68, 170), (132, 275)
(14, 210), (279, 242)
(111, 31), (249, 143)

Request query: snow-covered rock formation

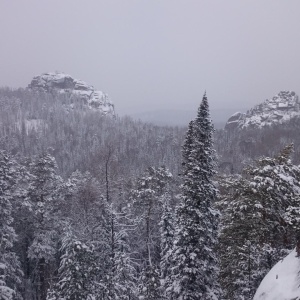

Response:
(253, 249), (300, 300)
(28, 72), (115, 115)
(225, 91), (300, 130)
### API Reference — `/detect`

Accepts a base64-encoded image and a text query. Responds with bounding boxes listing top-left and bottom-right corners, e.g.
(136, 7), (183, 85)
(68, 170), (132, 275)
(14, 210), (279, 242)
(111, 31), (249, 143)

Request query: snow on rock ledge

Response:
(224, 111), (245, 131)
(253, 249), (300, 300)
(225, 91), (300, 131)
(28, 72), (115, 116)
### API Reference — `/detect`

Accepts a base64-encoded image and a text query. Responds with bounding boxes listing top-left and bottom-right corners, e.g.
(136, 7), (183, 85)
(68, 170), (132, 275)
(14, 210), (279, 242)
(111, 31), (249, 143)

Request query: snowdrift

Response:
(253, 249), (300, 300)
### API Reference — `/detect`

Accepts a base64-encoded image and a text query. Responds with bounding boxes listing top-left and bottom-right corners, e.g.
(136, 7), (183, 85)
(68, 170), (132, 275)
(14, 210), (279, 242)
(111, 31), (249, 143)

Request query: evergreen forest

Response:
(1, 88), (300, 300)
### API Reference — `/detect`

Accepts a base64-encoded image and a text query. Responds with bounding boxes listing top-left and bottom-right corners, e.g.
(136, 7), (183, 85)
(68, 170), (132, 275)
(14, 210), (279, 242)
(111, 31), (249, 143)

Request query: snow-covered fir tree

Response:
(138, 265), (161, 300)
(218, 144), (300, 299)
(25, 153), (65, 300)
(167, 94), (221, 300)
(105, 204), (138, 300)
(47, 230), (99, 300)
(218, 174), (273, 300)
(112, 249), (138, 300)
(131, 166), (172, 267)
(130, 166), (172, 299)
(0, 151), (23, 300)
(159, 191), (174, 298)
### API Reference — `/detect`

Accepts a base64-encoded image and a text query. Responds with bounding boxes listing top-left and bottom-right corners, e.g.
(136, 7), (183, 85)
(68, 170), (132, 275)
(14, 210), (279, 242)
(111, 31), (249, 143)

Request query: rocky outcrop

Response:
(225, 91), (300, 130)
(224, 112), (245, 131)
(28, 72), (115, 115)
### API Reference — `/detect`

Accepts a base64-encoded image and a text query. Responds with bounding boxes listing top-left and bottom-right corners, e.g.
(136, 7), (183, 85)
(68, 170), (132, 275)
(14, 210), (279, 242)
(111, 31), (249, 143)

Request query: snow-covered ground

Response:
(253, 248), (300, 300)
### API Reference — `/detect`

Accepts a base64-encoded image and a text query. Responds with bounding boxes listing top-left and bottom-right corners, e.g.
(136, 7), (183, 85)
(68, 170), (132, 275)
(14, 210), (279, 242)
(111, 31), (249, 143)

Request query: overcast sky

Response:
(1, 1), (300, 119)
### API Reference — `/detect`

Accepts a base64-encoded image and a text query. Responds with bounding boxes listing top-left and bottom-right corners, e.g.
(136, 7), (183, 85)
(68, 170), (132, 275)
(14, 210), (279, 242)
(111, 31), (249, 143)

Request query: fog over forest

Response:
(1, 1), (300, 300)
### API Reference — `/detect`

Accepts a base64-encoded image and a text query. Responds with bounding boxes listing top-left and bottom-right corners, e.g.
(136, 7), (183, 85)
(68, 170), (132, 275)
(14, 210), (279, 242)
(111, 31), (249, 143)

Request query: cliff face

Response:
(28, 72), (115, 116)
(225, 91), (300, 131)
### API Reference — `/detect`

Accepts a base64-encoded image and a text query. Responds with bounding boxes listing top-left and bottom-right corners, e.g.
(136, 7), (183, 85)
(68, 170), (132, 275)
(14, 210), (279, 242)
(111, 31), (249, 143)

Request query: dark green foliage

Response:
(218, 144), (300, 299)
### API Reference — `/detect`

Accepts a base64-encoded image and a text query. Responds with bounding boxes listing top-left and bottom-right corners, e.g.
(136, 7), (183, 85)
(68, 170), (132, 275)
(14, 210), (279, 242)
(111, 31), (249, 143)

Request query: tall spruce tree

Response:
(25, 153), (64, 300)
(167, 93), (221, 300)
(160, 191), (174, 295)
(0, 151), (23, 300)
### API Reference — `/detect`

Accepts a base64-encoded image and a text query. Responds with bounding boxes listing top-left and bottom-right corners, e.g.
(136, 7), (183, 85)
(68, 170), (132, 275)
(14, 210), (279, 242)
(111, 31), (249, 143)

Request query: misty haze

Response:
(1, 1), (300, 300)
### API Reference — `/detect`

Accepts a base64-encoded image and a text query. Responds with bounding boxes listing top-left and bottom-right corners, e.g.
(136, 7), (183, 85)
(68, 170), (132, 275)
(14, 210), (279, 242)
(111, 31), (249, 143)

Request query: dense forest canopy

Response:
(1, 87), (300, 299)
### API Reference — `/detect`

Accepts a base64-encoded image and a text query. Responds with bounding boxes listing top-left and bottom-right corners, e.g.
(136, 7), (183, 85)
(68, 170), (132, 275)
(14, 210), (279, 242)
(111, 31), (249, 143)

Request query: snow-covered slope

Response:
(253, 249), (300, 300)
(28, 72), (115, 115)
(225, 91), (300, 130)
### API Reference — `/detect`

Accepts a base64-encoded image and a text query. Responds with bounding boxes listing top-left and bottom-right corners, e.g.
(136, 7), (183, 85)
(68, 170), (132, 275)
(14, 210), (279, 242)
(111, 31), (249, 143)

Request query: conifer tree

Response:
(159, 192), (174, 297)
(218, 144), (300, 299)
(25, 153), (64, 300)
(105, 204), (138, 300)
(0, 151), (23, 300)
(47, 231), (98, 300)
(218, 175), (269, 300)
(168, 94), (221, 300)
(131, 167), (172, 299)
(112, 249), (138, 300)
(131, 166), (172, 267)
(138, 266), (161, 300)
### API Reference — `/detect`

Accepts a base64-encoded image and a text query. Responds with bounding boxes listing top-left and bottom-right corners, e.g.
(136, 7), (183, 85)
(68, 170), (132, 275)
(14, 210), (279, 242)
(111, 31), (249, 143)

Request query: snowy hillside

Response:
(253, 249), (300, 300)
(225, 91), (300, 130)
(28, 72), (115, 115)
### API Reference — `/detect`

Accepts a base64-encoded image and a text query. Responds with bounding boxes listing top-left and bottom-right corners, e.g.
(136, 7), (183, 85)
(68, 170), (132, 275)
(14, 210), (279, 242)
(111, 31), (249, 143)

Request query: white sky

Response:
(1, 0), (300, 117)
